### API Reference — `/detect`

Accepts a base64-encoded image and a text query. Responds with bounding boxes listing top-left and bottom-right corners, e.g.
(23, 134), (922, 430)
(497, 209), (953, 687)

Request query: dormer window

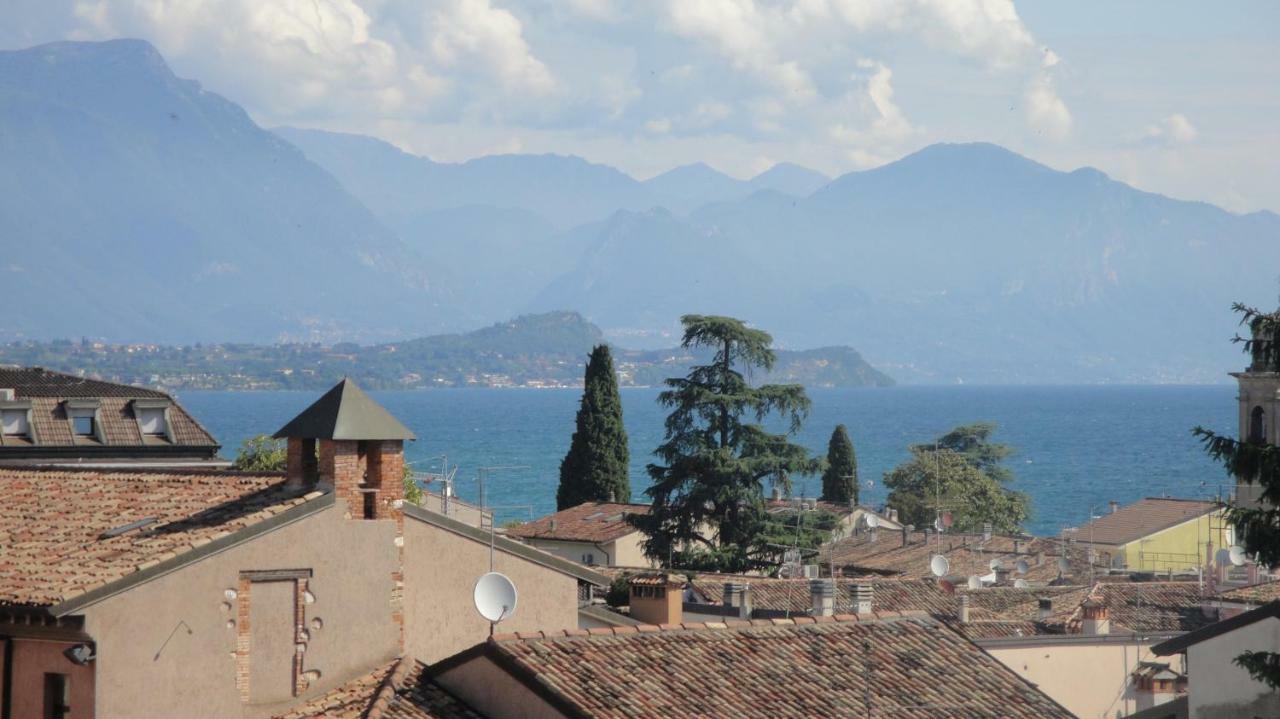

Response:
(1, 403), (31, 439)
(71, 410), (95, 437)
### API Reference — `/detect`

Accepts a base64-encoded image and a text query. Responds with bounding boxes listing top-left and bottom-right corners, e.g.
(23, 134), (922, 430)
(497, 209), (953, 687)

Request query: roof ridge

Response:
(0, 465), (284, 479)
(490, 610), (932, 643)
(363, 656), (411, 719)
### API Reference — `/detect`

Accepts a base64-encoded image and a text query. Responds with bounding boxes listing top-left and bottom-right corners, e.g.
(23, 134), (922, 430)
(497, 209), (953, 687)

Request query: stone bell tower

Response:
(1231, 312), (1279, 507)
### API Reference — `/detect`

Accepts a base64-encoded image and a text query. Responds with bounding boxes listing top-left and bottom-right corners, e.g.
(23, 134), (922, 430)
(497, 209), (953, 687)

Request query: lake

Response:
(178, 385), (1238, 536)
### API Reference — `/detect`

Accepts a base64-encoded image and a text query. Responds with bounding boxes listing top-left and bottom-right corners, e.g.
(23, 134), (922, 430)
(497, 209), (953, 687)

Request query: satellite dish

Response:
(1015, 559), (1030, 575)
(989, 558), (1003, 572)
(473, 572), (518, 623)
(865, 514), (879, 529)
(1215, 548), (1231, 568)
(934, 517), (944, 532)
(1013, 579), (1029, 589)
(1057, 557), (1071, 573)
(930, 554), (950, 578)
(967, 575), (982, 590)
(1229, 546), (1248, 567)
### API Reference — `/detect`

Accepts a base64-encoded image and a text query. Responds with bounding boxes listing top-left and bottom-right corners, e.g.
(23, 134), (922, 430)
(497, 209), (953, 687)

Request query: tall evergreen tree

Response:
(821, 425), (858, 504)
(630, 315), (817, 572)
(1194, 303), (1280, 690)
(556, 345), (630, 509)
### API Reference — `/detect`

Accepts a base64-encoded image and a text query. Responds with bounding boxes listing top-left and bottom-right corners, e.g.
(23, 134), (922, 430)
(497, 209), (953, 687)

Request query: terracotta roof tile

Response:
(276, 659), (484, 719)
(505, 502), (649, 543)
(0, 367), (171, 398)
(0, 466), (315, 606)
(824, 530), (1093, 584)
(1217, 579), (1280, 605)
(691, 574), (957, 616)
(487, 615), (1073, 718)
(1056, 582), (1212, 634)
(1076, 498), (1220, 547)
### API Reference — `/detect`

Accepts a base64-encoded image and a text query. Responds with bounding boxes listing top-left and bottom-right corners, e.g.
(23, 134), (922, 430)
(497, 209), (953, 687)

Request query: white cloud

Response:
(1025, 73), (1072, 140)
(427, 0), (554, 95)
(1142, 113), (1198, 145)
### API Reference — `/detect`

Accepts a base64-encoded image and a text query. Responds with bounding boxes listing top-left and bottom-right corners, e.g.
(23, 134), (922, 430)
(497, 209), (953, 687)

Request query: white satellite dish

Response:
(1015, 559), (1030, 575)
(967, 575), (982, 590)
(865, 514), (879, 529)
(989, 558), (1003, 572)
(930, 554), (950, 578)
(1229, 545), (1248, 567)
(1057, 557), (1070, 573)
(473, 572), (518, 623)
(1013, 578), (1029, 589)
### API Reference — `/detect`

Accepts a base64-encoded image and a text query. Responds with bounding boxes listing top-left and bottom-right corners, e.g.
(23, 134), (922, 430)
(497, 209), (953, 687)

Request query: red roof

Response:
(505, 501), (648, 543)
(1076, 498), (1220, 546)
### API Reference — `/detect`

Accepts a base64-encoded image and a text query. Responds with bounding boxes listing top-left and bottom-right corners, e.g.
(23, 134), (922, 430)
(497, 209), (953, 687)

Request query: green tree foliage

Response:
(630, 315), (818, 572)
(402, 464), (423, 507)
(1194, 303), (1280, 690)
(884, 423), (1029, 534)
(820, 425), (858, 504)
(231, 435), (287, 471)
(557, 345), (631, 509)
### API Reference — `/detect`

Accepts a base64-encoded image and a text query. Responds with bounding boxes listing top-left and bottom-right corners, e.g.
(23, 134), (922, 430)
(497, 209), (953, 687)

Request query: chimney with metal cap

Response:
(810, 579), (836, 617)
(852, 583), (873, 615)
(724, 582), (752, 619)
(1109, 500), (1120, 514)
(958, 595), (971, 624)
(901, 525), (911, 547)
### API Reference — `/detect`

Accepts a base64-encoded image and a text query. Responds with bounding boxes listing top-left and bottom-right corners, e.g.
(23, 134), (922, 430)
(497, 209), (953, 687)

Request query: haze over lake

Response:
(184, 384), (1236, 536)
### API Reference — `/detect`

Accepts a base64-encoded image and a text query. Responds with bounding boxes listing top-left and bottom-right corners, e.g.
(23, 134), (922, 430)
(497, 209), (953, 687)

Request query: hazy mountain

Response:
(642, 162), (752, 213)
(0, 39), (456, 343)
(275, 126), (652, 230)
(748, 162), (830, 196)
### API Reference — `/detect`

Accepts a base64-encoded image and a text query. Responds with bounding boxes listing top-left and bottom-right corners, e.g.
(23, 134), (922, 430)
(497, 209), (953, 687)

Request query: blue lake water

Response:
(178, 385), (1238, 536)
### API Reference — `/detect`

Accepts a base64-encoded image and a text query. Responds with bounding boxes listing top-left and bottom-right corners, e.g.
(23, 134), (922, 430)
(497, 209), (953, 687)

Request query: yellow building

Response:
(1077, 497), (1229, 572)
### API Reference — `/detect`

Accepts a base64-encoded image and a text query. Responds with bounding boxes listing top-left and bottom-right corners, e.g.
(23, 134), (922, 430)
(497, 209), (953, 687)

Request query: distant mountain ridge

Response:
(5, 39), (1278, 384)
(0, 311), (893, 390)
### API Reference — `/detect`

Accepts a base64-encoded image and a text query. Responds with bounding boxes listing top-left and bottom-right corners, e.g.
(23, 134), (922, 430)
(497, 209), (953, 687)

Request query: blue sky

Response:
(4, 1), (1277, 212)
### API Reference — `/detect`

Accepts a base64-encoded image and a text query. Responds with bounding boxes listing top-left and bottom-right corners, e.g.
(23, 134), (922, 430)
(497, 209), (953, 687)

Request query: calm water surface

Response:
(178, 385), (1237, 536)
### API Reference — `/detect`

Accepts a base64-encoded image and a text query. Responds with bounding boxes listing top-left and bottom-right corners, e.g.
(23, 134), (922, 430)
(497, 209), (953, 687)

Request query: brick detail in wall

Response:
(293, 577), (309, 697)
(236, 574), (313, 703)
(286, 437), (317, 488)
(235, 577), (252, 702)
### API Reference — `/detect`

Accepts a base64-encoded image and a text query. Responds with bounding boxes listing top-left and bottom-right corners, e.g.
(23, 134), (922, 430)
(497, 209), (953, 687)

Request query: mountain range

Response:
(3, 39), (1278, 383)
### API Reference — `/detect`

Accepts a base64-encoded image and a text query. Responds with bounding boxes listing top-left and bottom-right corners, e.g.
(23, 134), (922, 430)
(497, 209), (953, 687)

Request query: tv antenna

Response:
(476, 465), (529, 570)
(473, 571), (518, 636)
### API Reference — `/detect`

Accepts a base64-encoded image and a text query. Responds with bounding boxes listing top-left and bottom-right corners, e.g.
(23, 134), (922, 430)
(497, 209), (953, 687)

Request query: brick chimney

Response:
(630, 574), (684, 625)
(810, 579), (836, 617)
(1082, 599), (1110, 635)
(724, 582), (752, 619)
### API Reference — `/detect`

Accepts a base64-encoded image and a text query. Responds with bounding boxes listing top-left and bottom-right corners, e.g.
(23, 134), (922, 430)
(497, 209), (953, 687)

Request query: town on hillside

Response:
(2, 309), (1278, 719)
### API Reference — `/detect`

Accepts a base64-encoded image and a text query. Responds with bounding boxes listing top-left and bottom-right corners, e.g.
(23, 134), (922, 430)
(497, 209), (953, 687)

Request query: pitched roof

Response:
(1152, 601), (1280, 656)
(1215, 579), (1280, 605)
(0, 466), (324, 608)
(505, 502), (648, 543)
(276, 658), (484, 719)
(0, 366), (170, 398)
(1076, 498), (1221, 546)
(690, 574), (957, 616)
(1058, 582), (1211, 634)
(825, 529), (1090, 584)
(456, 614), (1074, 718)
(273, 378), (415, 441)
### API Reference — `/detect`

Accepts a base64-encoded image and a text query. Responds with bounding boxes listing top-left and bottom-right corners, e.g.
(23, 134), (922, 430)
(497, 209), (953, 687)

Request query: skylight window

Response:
(1, 408), (29, 437)
(138, 407), (167, 436)
(70, 410), (95, 437)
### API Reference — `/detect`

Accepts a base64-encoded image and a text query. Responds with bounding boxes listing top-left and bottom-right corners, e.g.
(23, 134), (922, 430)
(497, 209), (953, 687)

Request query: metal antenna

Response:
(477, 465), (529, 571)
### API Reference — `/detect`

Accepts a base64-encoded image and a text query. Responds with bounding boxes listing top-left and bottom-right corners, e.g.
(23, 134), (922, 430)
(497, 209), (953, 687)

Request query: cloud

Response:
(426, 0), (554, 95)
(1025, 74), (1072, 140)
(1141, 113), (1198, 145)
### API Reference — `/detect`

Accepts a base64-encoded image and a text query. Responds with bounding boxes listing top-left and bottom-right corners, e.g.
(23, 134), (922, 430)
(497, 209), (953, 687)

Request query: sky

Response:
(4, 1), (1278, 213)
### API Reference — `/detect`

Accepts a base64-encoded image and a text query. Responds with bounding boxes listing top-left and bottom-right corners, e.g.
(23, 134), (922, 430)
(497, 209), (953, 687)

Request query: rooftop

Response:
(1215, 578), (1280, 606)
(824, 529), (1089, 584)
(0, 366), (170, 398)
(1075, 498), (1221, 547)
(461, 614), (1074, 718)
(273, 378), (415, 441)
(689, 574), (957, 616)
(504, 501), (649, 543)
(0, 466), (323, 608)
(275, 658), (483, 719)
(1060, 582), (1212, 634)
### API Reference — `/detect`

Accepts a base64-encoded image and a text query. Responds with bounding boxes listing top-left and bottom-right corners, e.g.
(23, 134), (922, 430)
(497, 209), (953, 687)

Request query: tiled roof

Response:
(505, 502), (648, 543)
(764, 498), (859, 516)
(276, 659), (483, 719)
(825, 530), (1090, 584)
(2, 396), (217, 449)
(0, 366), (171, 398)
(690, 574), (956, 615)
(1216, 579), (1280, 605)
(1076, 498), (1220, 546)
(0, 466), (321, 607)
(958, 585), (1092, 623)
(1060, 582), (1211, 634)
(480, 615), (1074, 718)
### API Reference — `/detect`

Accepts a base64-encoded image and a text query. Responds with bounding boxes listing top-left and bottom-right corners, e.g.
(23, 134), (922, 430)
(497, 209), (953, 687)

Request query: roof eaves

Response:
(402, 504), (611, 586)
(50, 490), (334, 616)
(1152, 600), (1280, 655)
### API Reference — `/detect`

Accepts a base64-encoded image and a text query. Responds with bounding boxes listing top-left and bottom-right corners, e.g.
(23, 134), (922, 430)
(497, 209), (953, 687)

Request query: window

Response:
(581, 553), (595, 565)
(71, 410), (95, 437)
(43, 673), (70, 719)
(137, 407), (167, 436)
(362, 491), (376, 520)
(1, 408), (28, 437)
(1250, 406), (1266, 444)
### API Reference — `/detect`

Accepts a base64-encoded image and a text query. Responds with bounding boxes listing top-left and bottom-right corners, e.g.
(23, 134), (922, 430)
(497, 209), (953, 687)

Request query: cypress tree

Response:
(821, 424), (858, 505)
(556, 345), (630, 509)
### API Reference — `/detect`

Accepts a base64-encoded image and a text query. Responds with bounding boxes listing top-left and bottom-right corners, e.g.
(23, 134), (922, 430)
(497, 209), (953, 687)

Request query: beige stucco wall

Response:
(436, 655), (565, 719)
(985, 637), (1175, 719)
(1186, 616), (1280, 719)
(522, 532), (655, 568)
(80, 502), (401, 719)
(402, 518), (580, 664)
